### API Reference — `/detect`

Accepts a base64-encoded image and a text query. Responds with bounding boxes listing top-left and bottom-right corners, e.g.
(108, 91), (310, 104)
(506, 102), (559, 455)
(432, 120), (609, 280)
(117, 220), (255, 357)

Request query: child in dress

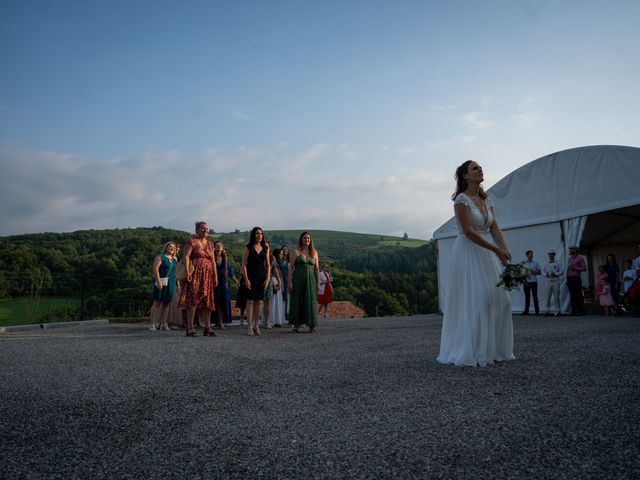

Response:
(594, 265), (608, 300)
(599, 278), (615, 317)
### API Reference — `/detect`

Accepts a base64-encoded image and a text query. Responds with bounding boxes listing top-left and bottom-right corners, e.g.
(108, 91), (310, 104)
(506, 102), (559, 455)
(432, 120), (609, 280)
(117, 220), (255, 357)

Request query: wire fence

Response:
(0, 272), (154, 327)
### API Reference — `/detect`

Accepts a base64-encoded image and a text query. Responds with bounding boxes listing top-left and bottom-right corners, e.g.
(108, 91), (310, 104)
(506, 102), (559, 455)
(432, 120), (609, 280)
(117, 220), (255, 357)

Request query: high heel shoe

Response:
(203, 327), (216, 337)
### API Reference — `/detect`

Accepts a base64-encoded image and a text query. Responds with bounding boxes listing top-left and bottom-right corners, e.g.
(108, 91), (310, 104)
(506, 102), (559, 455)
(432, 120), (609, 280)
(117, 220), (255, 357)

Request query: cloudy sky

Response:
(1, 0), (638, 239)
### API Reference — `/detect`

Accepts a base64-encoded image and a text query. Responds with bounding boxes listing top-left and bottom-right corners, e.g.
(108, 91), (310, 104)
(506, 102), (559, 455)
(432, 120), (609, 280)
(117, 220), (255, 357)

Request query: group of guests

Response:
(520, 245), (640, 317)
(148, 223), (334, 337)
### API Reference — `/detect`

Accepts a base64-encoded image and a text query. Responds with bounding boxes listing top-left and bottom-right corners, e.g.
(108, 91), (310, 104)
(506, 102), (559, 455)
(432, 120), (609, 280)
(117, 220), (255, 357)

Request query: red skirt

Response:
(318, 283), (333, 305)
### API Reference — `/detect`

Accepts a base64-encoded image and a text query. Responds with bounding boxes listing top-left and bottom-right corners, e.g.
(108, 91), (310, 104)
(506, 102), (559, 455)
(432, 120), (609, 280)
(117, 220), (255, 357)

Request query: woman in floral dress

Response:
(179, 221), (217, 337)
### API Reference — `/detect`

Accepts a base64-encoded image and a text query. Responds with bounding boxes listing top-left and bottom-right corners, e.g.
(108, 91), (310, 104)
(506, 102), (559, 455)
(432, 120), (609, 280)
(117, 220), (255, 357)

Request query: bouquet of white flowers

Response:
(496, 263), (530, 291)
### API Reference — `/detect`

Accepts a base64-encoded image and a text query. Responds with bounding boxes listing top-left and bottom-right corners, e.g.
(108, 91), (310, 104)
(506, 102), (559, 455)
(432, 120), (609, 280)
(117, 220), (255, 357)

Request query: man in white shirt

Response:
(521, 250), (541, 315)
(541, 249), (564, 316)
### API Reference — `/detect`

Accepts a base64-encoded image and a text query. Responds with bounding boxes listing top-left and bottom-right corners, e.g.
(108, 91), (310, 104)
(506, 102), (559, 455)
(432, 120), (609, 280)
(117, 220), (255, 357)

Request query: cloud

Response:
(336, 142), (359, 160)
(511, 112), (541, 128)
(430, 104), (459, 112)
(423, 135), (477, 151)
(0, 143), (458, 239)
(381, 145), (418, 155)
(231, 107), (249, 120)
(460, 111), (496, 129)
(480, 96), (495, 107)
(282, 143), (331, 170)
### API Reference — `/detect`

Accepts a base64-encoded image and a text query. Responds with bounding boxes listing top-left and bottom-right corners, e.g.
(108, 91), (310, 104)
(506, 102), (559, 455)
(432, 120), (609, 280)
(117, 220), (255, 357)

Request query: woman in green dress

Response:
(288, 231), (320, 333)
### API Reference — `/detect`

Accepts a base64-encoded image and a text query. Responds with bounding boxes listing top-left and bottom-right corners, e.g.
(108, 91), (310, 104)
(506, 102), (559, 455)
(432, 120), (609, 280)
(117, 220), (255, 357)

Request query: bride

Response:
(437, 160), (516, 367)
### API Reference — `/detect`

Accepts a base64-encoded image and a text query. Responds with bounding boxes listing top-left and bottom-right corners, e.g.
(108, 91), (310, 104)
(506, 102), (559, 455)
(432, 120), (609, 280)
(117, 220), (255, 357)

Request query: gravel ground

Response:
(0, 314), (638, 479)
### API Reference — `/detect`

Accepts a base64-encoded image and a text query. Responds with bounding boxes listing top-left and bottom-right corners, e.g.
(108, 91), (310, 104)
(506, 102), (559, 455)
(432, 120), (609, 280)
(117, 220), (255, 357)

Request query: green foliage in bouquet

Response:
(496, 263), (530, 291)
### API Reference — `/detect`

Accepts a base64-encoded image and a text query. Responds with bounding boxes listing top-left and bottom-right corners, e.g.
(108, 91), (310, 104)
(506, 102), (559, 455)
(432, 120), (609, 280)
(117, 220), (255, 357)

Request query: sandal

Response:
(203, 327), (216, 337)
(186, 329), (197, 337)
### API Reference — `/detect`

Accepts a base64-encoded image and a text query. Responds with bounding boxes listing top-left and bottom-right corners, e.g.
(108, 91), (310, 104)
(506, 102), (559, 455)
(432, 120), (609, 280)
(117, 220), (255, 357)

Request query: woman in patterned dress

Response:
(178, 221), (218, 337)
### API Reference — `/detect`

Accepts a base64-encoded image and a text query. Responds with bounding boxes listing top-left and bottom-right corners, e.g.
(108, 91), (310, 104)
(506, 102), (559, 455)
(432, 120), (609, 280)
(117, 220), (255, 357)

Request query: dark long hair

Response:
(452, 160), (486, 200)
(280, 244), (290, 262)
(247, 226), (268, 251)
(298, 231), (316, 258)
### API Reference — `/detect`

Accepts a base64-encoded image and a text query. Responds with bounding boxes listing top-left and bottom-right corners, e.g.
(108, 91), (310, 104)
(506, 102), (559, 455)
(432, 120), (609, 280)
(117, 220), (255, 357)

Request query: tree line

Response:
(0, 227), (439, 319)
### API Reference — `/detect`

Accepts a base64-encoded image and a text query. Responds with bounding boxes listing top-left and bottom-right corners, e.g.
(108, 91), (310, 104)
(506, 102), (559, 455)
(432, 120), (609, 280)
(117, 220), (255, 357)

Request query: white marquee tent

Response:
(433, 145), (640, 313)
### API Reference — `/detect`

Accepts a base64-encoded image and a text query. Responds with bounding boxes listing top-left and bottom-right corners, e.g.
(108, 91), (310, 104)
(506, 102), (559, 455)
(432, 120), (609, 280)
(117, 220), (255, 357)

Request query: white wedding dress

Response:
(437, 193), (515, 367)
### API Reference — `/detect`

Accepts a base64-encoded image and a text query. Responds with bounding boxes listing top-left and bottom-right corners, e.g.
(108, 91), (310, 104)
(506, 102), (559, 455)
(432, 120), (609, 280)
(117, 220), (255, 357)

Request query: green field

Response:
(0, 297), (81, 327)
(377, 239), (428, 248)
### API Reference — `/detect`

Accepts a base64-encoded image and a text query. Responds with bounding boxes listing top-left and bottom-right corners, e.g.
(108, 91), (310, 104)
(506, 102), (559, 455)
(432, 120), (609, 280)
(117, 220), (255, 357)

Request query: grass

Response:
(377, 239), (427, 248)
(0, 297), (81, 327)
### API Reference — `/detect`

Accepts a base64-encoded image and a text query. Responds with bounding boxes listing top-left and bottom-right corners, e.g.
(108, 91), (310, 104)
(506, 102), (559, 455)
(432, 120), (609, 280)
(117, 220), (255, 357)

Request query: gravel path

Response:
(1, 314), (638, 479)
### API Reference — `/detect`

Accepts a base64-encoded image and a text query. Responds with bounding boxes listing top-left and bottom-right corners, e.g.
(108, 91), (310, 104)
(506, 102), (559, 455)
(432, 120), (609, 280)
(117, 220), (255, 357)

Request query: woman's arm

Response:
(455, 204), (511, 264)
(274, 261), (283, 290)
(152, 255), (163, 288)
(183, 241), (194, 283)
(314, 252), (320, 287)
(264, 248), (271, 289)
(210, 243), (218, 289)
(241, 247), (251, 289)
(288, 250), (296, 293)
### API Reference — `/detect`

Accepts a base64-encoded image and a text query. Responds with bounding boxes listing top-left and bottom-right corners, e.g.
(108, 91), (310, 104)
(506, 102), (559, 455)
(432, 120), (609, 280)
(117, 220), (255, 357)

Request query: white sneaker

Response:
(161, 324), (172, 332)
(148, 324), (157, 331)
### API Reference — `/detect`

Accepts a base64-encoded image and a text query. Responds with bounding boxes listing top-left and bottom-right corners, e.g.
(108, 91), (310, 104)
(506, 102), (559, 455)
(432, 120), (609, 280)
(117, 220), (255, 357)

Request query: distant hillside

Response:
(213, 229), (428, 265)
(0, 225), (435, 282)
(0, 227), (438, 321)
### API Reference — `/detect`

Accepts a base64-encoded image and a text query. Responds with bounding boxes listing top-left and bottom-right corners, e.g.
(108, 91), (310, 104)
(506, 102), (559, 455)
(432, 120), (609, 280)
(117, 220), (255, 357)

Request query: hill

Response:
(210, 229), (427, 264)
(0, 227), (438, 324)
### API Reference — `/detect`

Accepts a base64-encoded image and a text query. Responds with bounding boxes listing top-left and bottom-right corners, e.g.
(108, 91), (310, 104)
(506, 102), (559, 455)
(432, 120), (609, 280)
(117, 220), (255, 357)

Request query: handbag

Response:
(175, 259), (194, 282)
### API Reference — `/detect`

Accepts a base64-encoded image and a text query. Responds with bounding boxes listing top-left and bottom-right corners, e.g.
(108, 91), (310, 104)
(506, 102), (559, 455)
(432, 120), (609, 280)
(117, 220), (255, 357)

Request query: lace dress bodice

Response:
(454, 193), (494, 234)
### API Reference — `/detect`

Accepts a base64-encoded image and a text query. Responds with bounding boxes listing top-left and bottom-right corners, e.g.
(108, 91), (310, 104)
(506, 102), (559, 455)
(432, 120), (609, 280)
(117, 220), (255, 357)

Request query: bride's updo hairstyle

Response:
(452, 160), (487, 200)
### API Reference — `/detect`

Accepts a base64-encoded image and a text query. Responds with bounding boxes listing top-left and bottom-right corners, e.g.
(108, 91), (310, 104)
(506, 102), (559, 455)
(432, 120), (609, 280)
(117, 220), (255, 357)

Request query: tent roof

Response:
(433, 145), (640, 240)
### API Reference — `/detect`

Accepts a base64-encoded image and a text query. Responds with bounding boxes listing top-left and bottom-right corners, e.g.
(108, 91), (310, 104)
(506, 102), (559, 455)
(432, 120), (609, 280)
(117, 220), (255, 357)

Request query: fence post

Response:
(80, 274), (86, 321)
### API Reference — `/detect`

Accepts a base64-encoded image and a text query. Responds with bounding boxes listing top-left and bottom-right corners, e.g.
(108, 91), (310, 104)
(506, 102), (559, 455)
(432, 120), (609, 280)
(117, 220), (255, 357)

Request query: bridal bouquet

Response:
(496, 263), (530, 291)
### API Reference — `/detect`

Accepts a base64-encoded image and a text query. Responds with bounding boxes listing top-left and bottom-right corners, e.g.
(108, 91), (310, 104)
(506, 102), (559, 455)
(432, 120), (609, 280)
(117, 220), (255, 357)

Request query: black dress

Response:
(246, 246), (267, 301)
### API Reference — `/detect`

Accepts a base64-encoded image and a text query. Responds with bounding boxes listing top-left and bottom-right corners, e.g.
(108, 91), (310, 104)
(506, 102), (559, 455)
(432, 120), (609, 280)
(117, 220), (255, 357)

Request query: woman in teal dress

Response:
(149, 242), (178, 331)
(288, 231), (320, 333)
